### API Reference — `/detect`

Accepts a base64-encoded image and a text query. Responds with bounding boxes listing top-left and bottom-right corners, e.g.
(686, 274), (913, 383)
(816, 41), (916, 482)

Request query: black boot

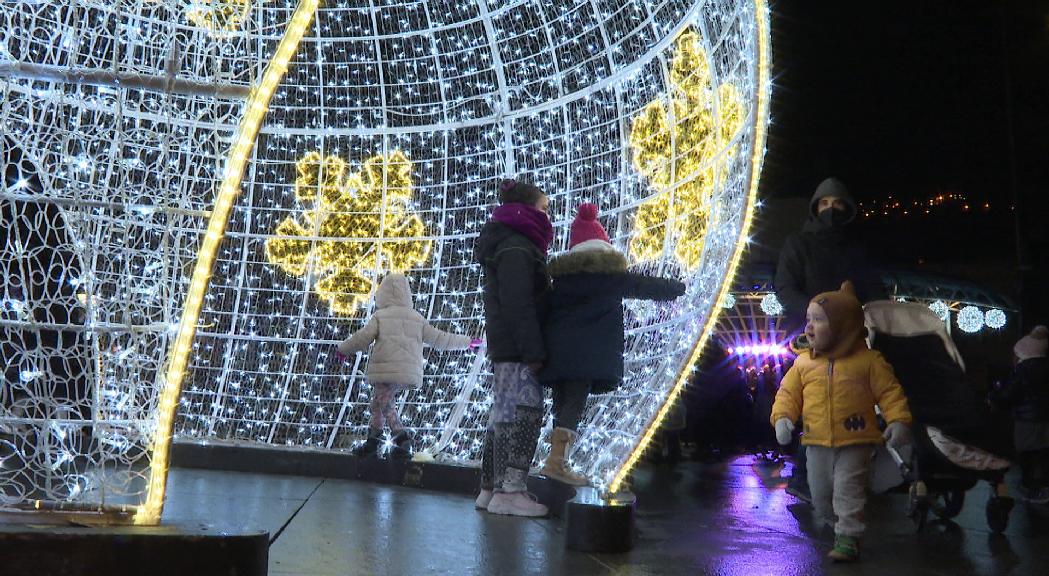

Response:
(390, 430), (413, 459)
(352, 428), (383, 458)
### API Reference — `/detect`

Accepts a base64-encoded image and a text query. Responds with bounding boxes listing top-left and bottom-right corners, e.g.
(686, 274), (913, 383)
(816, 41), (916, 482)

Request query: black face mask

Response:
(816, 207), (851, 229)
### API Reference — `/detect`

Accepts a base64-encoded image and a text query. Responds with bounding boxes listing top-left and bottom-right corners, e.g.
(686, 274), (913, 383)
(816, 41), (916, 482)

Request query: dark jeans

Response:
(552, 380), (591, 431)
(1020, 449), (1049, 491)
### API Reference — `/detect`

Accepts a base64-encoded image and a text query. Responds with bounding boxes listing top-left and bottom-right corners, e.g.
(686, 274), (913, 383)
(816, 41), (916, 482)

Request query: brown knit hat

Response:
(810, 280), (867, 359)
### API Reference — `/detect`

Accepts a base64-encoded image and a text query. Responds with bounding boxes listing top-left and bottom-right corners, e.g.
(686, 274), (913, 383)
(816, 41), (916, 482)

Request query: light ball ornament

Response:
(984, 308), (1007, 330)
(0, 0), (771, 520)
(929, 300), (950, 322)
(957, 306), (985, 334)
(760, 293), (784, 316)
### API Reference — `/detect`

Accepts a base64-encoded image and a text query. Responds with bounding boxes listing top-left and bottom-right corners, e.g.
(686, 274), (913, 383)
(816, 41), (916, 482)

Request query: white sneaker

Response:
(475, 489), (494, 510)
(486, 491), (548, 517)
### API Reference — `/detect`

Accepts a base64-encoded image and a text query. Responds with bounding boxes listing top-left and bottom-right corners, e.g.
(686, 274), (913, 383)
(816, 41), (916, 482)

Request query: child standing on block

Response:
(539, 203), (685, 485)
(338, 273), (481, 458)
(771, 281), (912, 562)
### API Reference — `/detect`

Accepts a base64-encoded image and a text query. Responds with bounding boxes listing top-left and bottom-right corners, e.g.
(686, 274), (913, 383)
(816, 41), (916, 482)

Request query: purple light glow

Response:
(726, 343), (789, 357)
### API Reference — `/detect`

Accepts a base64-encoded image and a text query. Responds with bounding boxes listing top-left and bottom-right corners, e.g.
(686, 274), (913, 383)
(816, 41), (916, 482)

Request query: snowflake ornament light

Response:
(265, 151), (431, 314)
(629, 29), (746, 270)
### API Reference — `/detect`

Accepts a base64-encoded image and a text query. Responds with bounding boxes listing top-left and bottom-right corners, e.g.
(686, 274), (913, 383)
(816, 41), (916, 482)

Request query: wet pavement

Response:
(162, 455), (1049, 575)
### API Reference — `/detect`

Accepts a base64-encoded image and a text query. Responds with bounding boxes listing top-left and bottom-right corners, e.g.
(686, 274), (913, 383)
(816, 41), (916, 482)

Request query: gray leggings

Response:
(551, 380), (591, 432)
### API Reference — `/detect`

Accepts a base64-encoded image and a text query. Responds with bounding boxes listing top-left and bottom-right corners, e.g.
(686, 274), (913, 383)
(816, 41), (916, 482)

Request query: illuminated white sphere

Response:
(929, 300), (950, 322)
(760, 293), (784, 316)
(0, 0), (771, 514)
(984, 308), (1007, 330)
(957, 306), (985, 334)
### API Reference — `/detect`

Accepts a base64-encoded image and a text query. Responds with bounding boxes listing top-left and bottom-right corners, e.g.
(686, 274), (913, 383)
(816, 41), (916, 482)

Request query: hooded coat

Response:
(774, 178), (886, 333)
(338, 274), (472, 388)
(540, 240), (685, 393)
(474, 220), (550, 364)
(771, 282), (912, 448)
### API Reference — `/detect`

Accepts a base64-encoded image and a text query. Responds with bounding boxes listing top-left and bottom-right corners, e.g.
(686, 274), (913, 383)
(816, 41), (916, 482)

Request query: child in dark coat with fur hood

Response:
(538, 203), (685, 485)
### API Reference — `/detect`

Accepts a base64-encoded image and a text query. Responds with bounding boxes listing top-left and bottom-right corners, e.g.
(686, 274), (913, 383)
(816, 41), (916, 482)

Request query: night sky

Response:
(756, 1), (1049, 325)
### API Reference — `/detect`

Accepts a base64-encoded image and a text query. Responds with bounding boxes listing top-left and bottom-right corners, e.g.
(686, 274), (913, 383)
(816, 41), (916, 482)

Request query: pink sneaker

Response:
(486, 491), (548, 517)
(475, 489), (494, 510)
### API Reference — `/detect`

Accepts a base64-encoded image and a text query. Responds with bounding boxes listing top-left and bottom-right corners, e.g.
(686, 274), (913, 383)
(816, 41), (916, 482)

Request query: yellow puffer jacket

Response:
(771, 349), (912, 448)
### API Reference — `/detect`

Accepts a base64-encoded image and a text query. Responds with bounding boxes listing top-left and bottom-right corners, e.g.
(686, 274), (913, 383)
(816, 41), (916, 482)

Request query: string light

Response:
(186, 0), (252, 36)
(629, 29), (746, 270)
(1, 0), (768, 519)
(134, 0), (320, 526)
(265, 151), (432, 314)
(609, 0), (770, 494)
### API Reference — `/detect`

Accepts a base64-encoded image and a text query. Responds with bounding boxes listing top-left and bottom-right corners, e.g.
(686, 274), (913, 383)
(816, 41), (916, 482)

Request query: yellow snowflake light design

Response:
(629, 28), (745, 270)
(265, 150), (432, 314)
(186, 0), (251, 35)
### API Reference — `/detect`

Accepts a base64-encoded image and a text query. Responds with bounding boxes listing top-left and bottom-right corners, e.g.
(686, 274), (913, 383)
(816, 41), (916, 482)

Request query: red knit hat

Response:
(569, 203), (610, 248)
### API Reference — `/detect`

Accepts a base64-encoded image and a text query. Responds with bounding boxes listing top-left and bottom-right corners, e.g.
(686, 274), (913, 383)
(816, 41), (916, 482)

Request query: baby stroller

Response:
(864, 301), (1014, 533)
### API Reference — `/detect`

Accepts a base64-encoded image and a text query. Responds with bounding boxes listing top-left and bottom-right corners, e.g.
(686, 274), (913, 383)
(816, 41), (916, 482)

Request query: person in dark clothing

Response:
(775, 178), (887, 335)
(774, 177), (887, 503)
(473, 179), (552, 517)
(538, 203), (685, 485)
(991, 325), (1049, 502)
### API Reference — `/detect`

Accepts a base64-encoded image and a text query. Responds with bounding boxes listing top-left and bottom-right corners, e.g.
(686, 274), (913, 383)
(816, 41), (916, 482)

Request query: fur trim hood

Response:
(547, 246), (628, 277)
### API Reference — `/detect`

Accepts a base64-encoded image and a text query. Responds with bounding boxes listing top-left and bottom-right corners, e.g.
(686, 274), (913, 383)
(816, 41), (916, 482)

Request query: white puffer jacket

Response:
(338, 274), (473, 388)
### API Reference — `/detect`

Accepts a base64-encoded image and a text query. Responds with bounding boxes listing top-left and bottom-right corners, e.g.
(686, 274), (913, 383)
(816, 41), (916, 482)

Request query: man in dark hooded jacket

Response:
(774, 177), (886, 502)
(776, 178), (886, 335)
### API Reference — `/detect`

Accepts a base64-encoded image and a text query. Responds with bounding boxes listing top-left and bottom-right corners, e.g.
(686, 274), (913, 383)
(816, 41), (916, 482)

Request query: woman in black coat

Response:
(992, 325), (1049, 501)
(538, 203), (685, 485)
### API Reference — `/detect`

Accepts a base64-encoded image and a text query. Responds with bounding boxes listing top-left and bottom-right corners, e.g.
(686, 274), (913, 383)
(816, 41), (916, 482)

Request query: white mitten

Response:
(774, 418), (795, 446)
(883, 421), (912, 449)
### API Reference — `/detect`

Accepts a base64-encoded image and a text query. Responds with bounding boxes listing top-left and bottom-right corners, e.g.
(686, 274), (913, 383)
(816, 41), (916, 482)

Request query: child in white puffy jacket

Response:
(338, 273), (480, 458)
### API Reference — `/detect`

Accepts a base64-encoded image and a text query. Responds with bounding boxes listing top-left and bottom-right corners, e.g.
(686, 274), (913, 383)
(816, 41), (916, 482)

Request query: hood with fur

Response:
(547, 243), (628, 277)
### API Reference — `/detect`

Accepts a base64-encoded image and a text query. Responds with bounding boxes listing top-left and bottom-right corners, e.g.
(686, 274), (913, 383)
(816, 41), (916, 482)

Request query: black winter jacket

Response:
(539, 247), (685, 394)
(993, 358), (1049, 422)
(474, 221), (550, 364)
(775, 183), (886, 333)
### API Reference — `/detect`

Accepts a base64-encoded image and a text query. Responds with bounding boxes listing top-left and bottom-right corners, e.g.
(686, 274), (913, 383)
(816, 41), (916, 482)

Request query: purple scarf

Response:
(491, 203), (554, 254)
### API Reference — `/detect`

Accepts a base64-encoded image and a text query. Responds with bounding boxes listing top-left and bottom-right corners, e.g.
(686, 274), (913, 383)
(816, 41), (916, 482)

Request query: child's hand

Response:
(883, 421), (911, 449)
(774, 418), (795, 446)
(469, 338), (484, 349)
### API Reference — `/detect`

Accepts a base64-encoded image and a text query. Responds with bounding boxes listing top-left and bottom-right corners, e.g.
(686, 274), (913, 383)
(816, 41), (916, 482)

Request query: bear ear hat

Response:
(839, 280), (857, 296)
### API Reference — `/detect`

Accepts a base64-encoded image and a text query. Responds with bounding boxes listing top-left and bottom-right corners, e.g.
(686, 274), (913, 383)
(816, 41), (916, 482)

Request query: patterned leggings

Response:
(480, 362), (545, 493)
(369, 382), (406, 432)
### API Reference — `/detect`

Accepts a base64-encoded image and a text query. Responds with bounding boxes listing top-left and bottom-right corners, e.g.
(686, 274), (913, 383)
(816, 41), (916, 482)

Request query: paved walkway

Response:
(162, 455), (1049, 575)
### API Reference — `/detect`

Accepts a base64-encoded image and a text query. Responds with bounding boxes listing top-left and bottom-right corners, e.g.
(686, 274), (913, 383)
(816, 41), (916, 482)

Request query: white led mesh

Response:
(0, 0), (769, 516)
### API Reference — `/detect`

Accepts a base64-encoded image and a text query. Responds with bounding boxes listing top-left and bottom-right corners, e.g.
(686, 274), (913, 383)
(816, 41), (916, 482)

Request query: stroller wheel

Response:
(931, 490), (966, 520)
(908, 484), (929, 532)
(986, 496), (1014, 534)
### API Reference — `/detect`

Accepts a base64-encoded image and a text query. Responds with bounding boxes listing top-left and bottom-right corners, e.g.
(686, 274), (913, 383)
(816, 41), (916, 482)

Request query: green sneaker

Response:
(828, 534), (859, 562)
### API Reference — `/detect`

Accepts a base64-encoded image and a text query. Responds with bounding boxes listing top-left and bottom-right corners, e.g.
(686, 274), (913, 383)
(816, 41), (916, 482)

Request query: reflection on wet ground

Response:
(162, 454), (1048, 575)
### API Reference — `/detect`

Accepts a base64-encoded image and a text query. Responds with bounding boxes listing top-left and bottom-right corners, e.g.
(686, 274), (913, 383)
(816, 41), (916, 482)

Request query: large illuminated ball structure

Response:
(0, 0), (769, 523)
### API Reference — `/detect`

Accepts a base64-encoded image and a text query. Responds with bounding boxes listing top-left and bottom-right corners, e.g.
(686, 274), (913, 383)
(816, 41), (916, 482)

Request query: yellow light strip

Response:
(608, 0), (771, 495)
(133, 0), (320, 526)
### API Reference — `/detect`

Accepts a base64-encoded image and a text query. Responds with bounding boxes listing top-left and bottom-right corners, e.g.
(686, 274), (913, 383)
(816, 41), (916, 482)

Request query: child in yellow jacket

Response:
(771, 281), (912, 563)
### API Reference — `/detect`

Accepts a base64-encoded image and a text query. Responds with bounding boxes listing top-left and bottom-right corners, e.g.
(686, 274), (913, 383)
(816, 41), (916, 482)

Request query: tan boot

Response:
(540, 427), (588, 486)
